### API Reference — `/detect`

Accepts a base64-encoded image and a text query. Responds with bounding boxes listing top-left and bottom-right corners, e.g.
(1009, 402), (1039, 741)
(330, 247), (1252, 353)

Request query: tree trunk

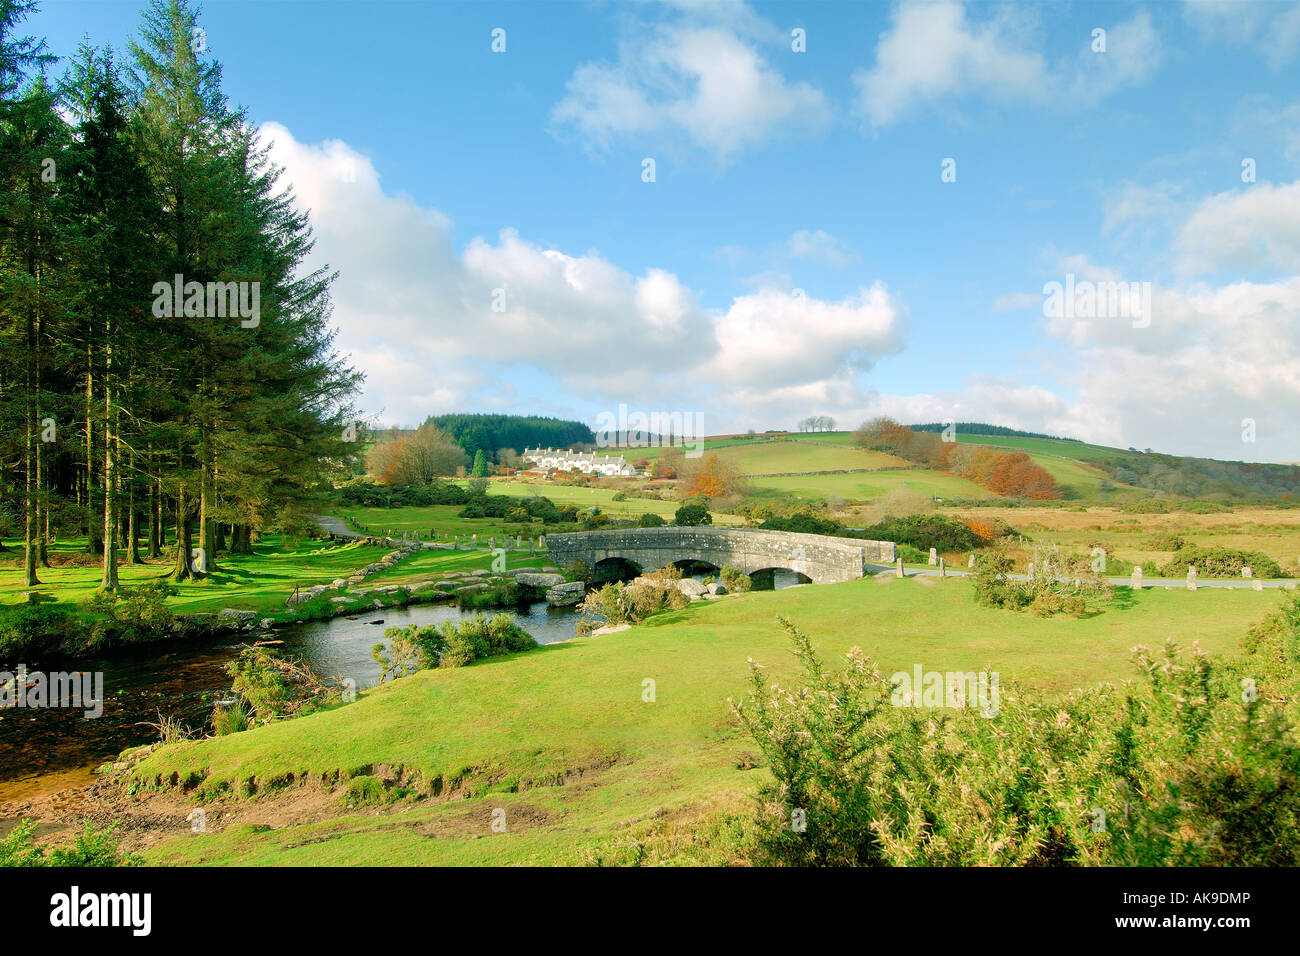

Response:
(172, 472), (192, 581)
(128, 451), (142, 564)
(100, 338), (118, 592)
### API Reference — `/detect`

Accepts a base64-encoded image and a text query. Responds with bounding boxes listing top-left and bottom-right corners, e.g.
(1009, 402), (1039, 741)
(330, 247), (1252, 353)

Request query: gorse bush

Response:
(0, 819), (138, 868)
(720, 564), (752, 593)
(971, 546), (1111, 617)
(734, 605), (1300, 866)
(862, 514), (983, 554)
(379, 614), (538, 673)
(577, 565), (689, 633)
(1159, 546), (1286, 579)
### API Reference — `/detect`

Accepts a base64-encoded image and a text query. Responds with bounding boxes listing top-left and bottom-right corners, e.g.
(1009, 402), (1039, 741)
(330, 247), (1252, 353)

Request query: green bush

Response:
(1144, 533), (1185, 552)
(674, 503), (712, 526)
(226, 647), (294, 720)
(577, 568), (689, 632)
(1159, 546), (1285, 579)
(212, 699), (252, 736)
(381, 614), (538, 672)
(637, 512), (666, 528)
(720, 565), (752, 593)
(733, 609), (1300, 866)
(0, 603), (82, 658)
(563, 559), (592, 583)
(760, 509), (843, 536)
(1, 819), (138, 867)
(862, 514), (981, 553)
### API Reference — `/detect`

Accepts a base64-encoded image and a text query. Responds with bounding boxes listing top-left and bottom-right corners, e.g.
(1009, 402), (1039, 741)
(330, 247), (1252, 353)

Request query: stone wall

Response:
(545, 526), (894, 584)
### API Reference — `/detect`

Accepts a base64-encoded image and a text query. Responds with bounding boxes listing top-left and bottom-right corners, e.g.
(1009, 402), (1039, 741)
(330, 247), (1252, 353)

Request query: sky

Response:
(33, 0), (1300, 461)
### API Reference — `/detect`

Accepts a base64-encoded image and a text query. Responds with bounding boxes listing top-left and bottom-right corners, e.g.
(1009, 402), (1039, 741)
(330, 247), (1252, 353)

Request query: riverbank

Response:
(0, 530), (561, 662)
(2, 577), (1284, 864)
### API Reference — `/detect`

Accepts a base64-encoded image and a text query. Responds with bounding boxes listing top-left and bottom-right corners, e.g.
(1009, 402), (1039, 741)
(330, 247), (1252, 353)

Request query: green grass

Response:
(0, 534), (519, 614)
(0, 535), (392, 613)
(131, 576), (1281, 865)
(951, 433), (1137, 461)
(749, 469), (989, 502)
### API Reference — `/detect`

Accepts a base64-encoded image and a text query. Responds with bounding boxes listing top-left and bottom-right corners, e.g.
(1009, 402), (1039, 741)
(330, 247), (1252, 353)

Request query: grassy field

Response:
(0, 535), (523, 613)
(951, 433), (1140, 461)
(750, 469), (989, 503)
(959, 505), (1300, 576)
(125, 576), (1283, 865)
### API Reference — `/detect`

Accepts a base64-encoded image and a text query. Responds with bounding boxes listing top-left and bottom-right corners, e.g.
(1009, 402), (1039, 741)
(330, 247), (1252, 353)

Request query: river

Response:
(0, 601), (579, 803)
(0, 570), (805, 803)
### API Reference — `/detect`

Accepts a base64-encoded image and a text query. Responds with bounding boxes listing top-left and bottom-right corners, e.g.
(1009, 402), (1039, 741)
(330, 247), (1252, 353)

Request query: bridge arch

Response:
(544, 527), (894, 586)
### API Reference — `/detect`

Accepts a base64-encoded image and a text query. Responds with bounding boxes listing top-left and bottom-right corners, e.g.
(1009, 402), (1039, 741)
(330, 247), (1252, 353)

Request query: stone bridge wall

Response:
(544, 526), (895, 584)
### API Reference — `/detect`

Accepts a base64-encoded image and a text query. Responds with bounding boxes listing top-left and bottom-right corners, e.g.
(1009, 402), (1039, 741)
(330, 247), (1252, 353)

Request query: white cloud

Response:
(551, 9), (830, 162)
(705, 284), (907, 389)
(259, 122), (907, 426)
(854, 2), (1160, 128)
(1174, 181), (1300, 276)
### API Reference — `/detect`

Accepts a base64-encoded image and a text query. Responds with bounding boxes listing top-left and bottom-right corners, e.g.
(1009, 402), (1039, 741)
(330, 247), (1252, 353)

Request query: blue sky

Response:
(35, 0), (1300, 460)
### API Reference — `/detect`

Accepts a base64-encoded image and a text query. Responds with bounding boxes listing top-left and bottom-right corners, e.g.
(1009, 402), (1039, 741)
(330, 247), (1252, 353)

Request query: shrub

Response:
(637, 512), (666, 528)
(577, 570), (689, 633)
(971, 550), (1031, 610)
(381, 614), (538, 672)
(733, 612), (1300, 866)
(231, 647), (297, 723)
(0, 603), (82, 659)
(1144, 533), (1185, 552)
(212, 699), (252, 736)
(1159, 546), (1285, 579)
(862, 514), (981, 553)
(612, 491), (627, 501)
(563, 559), (592, 583)
(1, 819), (138, 867)
(761, 510), (843, 536)
(720, 565), (752, 593)
(674, 503), (712, 526)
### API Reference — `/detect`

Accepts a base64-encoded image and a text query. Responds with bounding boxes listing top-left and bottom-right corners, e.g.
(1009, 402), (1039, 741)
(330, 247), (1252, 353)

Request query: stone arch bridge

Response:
(544, 526), (895, 584)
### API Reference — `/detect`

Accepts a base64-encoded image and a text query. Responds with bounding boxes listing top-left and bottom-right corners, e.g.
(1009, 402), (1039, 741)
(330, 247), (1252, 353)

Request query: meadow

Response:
(0, 534), (541, 614)
(119, 575), (1284, 865)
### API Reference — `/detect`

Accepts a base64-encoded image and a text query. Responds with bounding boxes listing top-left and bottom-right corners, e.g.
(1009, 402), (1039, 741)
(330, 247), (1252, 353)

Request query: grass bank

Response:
(126, 576), (1281, 865)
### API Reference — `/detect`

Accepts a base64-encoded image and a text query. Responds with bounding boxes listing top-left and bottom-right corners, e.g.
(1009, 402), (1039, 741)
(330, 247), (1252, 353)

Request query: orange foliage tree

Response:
(680, 453), (744, 500)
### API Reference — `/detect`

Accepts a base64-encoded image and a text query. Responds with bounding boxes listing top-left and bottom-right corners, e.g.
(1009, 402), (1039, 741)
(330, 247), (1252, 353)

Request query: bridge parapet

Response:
(544, 526), (894, 584)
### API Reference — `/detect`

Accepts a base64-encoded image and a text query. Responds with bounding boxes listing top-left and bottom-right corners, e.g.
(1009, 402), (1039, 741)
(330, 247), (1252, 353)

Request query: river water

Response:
(0, 602), (579, 803)
(0, 571), (805, 803)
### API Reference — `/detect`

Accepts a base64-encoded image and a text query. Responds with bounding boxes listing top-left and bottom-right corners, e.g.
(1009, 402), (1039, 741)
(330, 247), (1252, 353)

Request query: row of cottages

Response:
(522, 446), (637, 477)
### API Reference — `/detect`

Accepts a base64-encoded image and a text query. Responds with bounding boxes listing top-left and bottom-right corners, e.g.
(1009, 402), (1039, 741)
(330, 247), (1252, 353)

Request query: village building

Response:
(521, 446), (637, 477)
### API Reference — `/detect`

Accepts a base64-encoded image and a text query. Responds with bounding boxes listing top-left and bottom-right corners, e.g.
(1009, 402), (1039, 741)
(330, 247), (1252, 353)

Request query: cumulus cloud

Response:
(854, 2), (1160, 128)
(550, 7), (830, 162)
(259, 121), (907, 426)
(1174, 181), (1300, 276)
